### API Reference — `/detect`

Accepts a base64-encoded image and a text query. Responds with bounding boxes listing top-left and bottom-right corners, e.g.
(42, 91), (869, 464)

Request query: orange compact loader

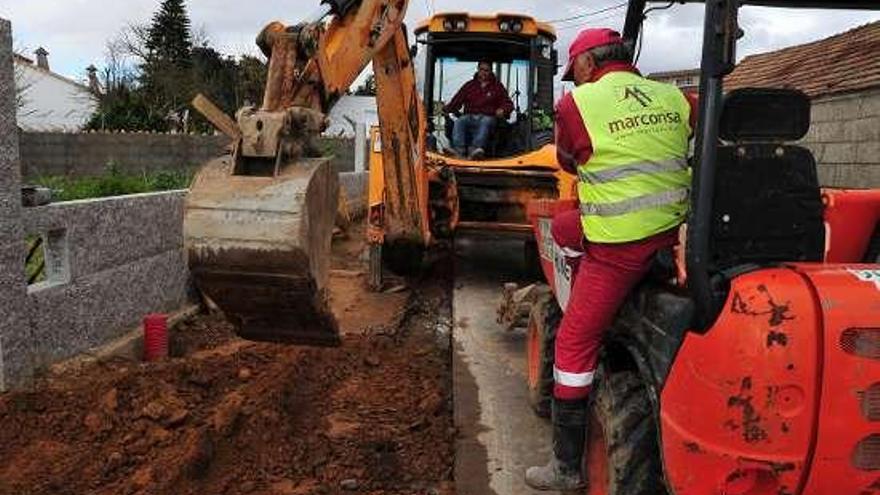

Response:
(516, 1), (880, 494)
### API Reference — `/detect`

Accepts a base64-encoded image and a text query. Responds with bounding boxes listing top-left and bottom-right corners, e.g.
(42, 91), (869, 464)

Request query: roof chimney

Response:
(86, 65), (101, 95)
(35, 47), (49, 70)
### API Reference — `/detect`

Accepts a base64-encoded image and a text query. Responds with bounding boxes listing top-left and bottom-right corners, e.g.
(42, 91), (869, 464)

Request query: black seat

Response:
(710, 88), (825, 271)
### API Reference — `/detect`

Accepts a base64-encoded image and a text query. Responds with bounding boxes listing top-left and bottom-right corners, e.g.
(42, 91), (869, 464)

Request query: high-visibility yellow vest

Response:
(571, 71), (692, 243)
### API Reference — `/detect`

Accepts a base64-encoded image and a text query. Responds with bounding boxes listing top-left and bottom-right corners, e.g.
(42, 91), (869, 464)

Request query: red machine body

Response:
(525, 191), (880, 495)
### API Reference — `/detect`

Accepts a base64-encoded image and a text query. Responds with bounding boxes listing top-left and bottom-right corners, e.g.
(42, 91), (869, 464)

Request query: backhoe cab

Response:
(367, 13), (575, 284)
(519, 1), (880, 494)
(416, 14), (558, 158)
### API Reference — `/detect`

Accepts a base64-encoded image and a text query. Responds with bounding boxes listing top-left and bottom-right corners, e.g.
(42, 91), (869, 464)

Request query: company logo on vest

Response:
(622, 85), (653, 109)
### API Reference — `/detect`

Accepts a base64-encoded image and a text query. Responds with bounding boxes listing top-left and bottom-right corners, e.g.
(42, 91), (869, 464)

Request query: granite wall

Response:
(20, 192), (191, 373)
(0, 18), (29, 390)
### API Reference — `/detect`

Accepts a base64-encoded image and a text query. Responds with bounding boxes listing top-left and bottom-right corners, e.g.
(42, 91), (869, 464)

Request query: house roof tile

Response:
(726, 21), (880, 98)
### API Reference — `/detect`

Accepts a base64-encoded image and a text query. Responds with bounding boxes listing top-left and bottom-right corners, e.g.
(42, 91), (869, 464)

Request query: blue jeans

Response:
(452, 114), (495, 152)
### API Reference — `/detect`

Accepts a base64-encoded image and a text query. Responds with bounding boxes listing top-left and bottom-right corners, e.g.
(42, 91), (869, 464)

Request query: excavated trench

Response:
(0, 224), (456, 495)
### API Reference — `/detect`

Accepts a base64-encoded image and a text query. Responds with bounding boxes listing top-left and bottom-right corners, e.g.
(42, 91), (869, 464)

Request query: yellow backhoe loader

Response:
(185, 0), (572, 345)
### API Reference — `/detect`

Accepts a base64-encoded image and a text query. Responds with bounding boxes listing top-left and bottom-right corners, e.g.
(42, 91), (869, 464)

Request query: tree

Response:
(234, 55), (267, 108)
(353, 73), (376, 96)
(140, 0), (193, 128)
(189, 46), (237, 132)
(85, 0), (270, 133)
(86, 32), (169, 132)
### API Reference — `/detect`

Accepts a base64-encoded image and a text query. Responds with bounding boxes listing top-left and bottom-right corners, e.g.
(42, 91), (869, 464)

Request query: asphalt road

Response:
(452, 235), (552, 495)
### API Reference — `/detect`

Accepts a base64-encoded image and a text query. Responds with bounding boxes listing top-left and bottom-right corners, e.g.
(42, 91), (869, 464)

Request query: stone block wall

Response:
(19, 132), (229, 178)
(19, 132), (356, 179)
(802, 89), (880, 188)
(339, 171), (368, 216)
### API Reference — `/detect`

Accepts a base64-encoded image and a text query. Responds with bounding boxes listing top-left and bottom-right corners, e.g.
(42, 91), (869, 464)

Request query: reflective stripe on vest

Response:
(572, 71), (692, 243)
(578, 157), (688, 185)
(580, 187), (689, 217)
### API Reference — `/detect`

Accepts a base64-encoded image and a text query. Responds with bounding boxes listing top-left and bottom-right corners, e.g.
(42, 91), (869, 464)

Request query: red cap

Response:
(562, 28), (624, 82)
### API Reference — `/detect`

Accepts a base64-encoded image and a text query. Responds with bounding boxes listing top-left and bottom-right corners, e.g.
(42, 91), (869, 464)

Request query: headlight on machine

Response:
(499, 21), (511, 32)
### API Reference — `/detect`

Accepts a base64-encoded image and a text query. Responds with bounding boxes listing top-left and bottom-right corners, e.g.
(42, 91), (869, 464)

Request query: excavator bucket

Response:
(184, 154), (340, 346)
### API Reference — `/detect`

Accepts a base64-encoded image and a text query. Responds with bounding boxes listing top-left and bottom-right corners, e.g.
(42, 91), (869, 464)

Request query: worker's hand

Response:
(495, 108), (506, 119)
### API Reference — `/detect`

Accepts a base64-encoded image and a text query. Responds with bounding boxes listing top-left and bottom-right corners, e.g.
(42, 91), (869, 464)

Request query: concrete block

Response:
(821, 143), (857, 164)
(339, 172), (368, 215)
(811, 101), (837, 123)
(815, 96), (862, 123)
(817, 163), (880, 189)
(809, 121), (846, 143)
(856, 141), (880, 165)
(846, 117), (880, 143)
(860, 92), (880, 118)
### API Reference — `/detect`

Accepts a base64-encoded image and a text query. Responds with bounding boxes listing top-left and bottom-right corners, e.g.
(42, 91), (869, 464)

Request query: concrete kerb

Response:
(49, 304), (202, 375)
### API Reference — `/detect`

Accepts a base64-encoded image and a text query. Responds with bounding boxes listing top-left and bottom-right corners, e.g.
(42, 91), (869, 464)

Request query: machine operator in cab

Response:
(525, 28), (698, 491)
(443, 60), (514, 160)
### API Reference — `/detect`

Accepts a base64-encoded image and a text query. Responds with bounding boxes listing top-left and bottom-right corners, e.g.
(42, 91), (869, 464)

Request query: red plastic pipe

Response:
(143, 313), (168, 361)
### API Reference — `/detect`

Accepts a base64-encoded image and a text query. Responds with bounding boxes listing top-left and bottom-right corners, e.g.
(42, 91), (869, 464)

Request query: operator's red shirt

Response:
(555, 62), (699, 174)
(444, 74), (515, 117)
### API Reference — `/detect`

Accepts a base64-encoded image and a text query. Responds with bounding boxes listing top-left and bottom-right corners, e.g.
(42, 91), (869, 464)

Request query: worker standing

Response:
(525, 28), (697, 490)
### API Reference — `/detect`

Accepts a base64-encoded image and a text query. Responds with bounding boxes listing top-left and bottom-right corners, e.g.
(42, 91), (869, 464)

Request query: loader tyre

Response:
(526, 295), (561, 418)
(586, 365), (666, 495)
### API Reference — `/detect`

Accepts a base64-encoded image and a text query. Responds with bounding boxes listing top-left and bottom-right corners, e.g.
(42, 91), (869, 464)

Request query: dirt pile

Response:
(0, 226), (455, 495)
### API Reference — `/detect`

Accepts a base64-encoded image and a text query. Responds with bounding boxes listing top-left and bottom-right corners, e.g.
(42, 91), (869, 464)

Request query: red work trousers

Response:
(550, 209), (678, 400)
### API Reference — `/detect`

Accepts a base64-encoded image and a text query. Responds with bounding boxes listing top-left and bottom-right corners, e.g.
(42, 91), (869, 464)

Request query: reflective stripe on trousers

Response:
(580, 187), (689, 217)
(554, 366), (595, 387)
(577, 157), (688, 185)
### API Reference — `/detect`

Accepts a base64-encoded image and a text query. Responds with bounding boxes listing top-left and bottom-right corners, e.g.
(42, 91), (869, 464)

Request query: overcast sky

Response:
(2, 1), (878, 86)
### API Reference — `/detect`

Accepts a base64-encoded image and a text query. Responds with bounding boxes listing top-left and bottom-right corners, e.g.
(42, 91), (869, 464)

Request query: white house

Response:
(325, 95), (377, 138)
(14, 48), (97, 131)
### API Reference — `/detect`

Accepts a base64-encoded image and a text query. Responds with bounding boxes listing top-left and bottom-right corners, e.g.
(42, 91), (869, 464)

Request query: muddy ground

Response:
(0, 224), (456, 495)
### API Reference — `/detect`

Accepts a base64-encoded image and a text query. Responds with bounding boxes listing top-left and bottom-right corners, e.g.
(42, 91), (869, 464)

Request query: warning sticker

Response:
(849, 269), (880, 290)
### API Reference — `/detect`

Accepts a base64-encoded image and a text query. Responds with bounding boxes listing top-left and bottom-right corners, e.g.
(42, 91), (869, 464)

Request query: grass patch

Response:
(25, 235), (45, 285)
(31, 164), (194, 202)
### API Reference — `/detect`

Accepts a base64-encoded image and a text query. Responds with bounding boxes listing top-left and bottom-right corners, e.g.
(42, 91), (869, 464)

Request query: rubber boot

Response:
(525, 398), (588, 491)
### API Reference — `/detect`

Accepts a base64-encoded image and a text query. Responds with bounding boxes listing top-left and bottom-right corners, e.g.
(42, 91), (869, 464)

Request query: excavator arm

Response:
(185, 0), (424, 346)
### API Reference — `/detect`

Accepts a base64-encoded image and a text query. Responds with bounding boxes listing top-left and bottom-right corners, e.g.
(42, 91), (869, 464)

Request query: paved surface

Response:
(453, 236), (552, 495)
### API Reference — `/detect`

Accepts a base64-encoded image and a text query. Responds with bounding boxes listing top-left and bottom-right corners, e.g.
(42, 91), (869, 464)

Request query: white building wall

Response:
(325, 95), (377, 138)
(15, 63), (96, 131)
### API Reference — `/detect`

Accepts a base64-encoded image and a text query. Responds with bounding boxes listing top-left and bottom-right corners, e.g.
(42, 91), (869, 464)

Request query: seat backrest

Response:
(709, 88), (825, 271)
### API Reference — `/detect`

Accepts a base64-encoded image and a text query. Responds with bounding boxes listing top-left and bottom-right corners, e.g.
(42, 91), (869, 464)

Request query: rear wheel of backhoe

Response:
(585, 366), (667, 495)
(526, 295), (560, 418)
